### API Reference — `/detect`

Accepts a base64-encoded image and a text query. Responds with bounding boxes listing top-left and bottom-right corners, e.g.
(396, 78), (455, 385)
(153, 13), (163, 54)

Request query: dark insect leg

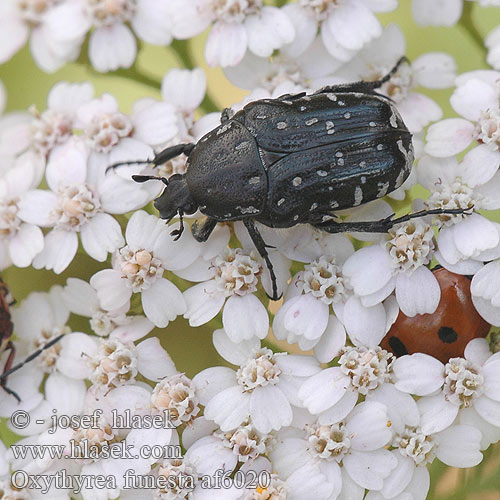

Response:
(170, 210), (185, 241)
(314, 56), (409, 95)
(0, 334), (65, 386)
(243, 219), (280, 301)
(1, 341), (20, 402)
(313, 207), (471, 234)
(191, 217), (218, 242)
(132, 175), (169, 185)
(106, 143), (195, 173)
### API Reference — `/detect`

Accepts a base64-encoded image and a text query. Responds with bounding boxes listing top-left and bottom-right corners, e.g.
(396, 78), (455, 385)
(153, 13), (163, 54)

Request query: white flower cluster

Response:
(2, 2), (500, 500)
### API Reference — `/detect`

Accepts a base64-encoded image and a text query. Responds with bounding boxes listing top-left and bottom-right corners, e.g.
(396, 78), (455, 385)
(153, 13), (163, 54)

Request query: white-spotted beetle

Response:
(108, 57), (468, 300)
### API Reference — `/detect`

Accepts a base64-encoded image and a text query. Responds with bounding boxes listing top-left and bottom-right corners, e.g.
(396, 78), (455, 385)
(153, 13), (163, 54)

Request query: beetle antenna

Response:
(170, 211), (184, 241)
(105, 159), (153, 174)
(0, 334), (65, 382)
(132, 175), (169, 186)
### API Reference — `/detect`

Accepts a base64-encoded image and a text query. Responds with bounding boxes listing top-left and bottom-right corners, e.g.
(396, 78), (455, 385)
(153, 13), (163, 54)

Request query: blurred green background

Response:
(1, 2), (500, 498)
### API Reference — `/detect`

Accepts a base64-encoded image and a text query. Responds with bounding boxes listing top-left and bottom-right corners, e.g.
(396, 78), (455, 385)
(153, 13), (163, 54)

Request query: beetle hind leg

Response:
(314, 56), (410, 95)
(313, 207), (472, 234)
(243, 219), (281, 301)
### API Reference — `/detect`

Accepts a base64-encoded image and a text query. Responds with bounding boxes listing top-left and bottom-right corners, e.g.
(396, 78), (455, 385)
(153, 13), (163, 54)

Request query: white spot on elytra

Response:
(256, 115), (267, 120)
(293, 215), (299, 220)
(326, 121), (335, 134)
(338, 158), (345, 166)
(377, 144), (383, 151)
(361, 176), (366, 183)
(360, 161), (367, 167)
(236, 206), (259, 214)
(305, 118), (319, 126)
(300, 106), (307, 111)
(293, 176), (302, 186)
(277, 121), (287, 129)
(369, 121), (376, 127)
(338, 101), (345, 106)
(277, 198), (285, 206)
(235, 141), (249, 151)
(317, 170), (327, 177)
(354, 186), (363, 206)
(283, 100), (293, 105)
(310, 203), (318, 211)
(395, 168), (406, 188)
(377, 182), (390, 197)
(344, 112), (351, 119)
(390, 111), (398, 128)
(326, 93), (337, 101)
(249, 176), (260, 185)
(330, 200), (339, 208)
(336, 152), (343, 158)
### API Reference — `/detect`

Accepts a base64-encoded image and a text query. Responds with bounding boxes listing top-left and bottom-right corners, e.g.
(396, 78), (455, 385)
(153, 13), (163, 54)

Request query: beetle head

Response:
(154, 174), (197, 221)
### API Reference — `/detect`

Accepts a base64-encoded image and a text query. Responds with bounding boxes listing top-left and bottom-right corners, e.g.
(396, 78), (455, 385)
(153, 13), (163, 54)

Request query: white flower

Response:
(392, 339), (500, 434)
(62, 277), (134, 337)
(471, 259), (500, 325)
(0, 155), (44, 269)
(183, 247), (270, 342)
(30, 81), (94, 160)
(10, 286), (71, 377)
(486, 24), (500, 70)
(272, 256), (349, 359)
(343, 219), (441, 319)
(170, 0), (295, 67)
(152, 373), (201, 427)
(365, 382), (483, 500)
(43, 0), (174, 72)
(90, 210), (193, 328)
(425, 71), (500, 159)
(282, 0), (397, 63)
(411, 0), (463, 26)
(224, 37), (344, 100)
(17, 138), (140, 273)
(193, 330), (321, 434)
(270, 401), (396, 497)
(299, 346), (394, 423)
(417, 153), (500, 269)
(57, 330), (175, 395)
(0, 0), (83, 71)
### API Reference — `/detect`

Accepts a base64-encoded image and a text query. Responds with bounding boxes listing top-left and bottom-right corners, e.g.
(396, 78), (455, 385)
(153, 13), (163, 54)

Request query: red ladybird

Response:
(382, 267), (491, 364)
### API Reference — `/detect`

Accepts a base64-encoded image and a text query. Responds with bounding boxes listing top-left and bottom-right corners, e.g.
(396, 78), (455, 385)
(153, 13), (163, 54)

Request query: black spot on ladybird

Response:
(438, 326), (458, 344)
(388, 336), (408, 357)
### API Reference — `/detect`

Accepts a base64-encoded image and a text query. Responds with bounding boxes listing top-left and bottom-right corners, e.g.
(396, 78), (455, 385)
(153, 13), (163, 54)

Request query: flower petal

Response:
(141, 278), (186, 328)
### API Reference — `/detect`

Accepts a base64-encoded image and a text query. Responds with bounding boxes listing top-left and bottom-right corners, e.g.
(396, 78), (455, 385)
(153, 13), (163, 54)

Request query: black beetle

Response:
(0, 277), (64, 401)
(108, 57), (467, 300)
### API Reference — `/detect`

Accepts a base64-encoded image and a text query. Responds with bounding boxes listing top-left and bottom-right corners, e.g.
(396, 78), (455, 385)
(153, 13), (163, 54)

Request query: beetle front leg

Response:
(1, 341), (20, 402)
(243, 219), (280, 301)
(313, 207), (472, 234)
(191, 217), (218, 242)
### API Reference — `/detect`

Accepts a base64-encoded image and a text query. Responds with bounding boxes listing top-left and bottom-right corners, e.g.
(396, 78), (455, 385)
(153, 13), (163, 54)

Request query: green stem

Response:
(111, 66), (161, 90)
(459, 2), (487, 60)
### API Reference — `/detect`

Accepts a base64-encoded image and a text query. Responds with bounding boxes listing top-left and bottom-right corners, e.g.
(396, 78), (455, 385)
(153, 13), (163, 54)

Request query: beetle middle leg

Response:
(243, 219), (280, 301)
(313, 207), (472, 234)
